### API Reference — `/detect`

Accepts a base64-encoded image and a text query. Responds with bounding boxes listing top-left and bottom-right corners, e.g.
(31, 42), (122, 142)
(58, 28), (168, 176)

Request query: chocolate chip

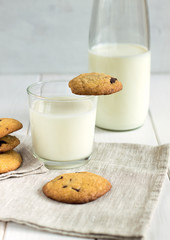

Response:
(110, 77), (117, 84)
(70, 179), (72, 182)
(72, 187), (80, 192)
(0, 140), (7, 147)
(57, 176), (63, 180)
(63, 185), (68, 188)
(6, 128), (8, 130)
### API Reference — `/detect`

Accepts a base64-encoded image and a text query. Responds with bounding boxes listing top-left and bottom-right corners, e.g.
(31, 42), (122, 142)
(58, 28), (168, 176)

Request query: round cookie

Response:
(0, 150), (22, 174)
(0, 118), (23, 138)
(43, 172), (112, 204)
(68, 72), (123, 95)
(0, 135), (20, 153)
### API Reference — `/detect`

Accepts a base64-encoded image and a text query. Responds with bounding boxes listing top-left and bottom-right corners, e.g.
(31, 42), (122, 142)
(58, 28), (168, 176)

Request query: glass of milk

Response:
(88, 0), (151, 131)
(27, 81), (97, 169)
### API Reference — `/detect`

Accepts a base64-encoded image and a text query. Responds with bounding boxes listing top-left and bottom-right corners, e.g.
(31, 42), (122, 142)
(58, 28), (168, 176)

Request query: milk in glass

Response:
(30, 98), (96, 161)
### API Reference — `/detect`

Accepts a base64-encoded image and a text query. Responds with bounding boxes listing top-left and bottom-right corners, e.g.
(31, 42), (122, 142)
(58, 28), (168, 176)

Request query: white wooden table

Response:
(0, 74), (170, 240)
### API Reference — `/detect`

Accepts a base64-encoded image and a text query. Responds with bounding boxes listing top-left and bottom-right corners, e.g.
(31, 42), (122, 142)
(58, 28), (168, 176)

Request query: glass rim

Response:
(27, 80), (96, 102)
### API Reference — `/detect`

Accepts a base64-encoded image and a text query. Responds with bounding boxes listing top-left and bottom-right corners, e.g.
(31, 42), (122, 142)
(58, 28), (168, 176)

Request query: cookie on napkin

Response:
(68, 72), (123, 95)
(0, 135), (20, 153)
(0, 118), (23, 138)
(0, 150), (22, 174)
(43, 172), (112, 204)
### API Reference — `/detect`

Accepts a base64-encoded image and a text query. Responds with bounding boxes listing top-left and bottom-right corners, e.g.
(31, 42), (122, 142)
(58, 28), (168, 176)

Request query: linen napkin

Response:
(0, 136), (48, 180)
(0, 142), (169, 240)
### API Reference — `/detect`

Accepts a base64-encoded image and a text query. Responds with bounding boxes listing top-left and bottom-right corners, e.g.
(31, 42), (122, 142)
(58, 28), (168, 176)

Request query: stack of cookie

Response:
(0, 118), (23, 174)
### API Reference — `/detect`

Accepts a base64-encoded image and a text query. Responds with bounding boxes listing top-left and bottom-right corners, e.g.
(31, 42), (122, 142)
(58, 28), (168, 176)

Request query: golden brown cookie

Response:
(43, 172), (112, 204)
(0, 135), (20, 153)
(0, 150), (22, 174)
(68, 72), (123, 95)
(0, 118), (23, 138)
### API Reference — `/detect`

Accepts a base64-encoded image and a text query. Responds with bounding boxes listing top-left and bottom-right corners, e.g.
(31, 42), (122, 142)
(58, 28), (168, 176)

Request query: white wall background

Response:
(0, 0), (169, 74)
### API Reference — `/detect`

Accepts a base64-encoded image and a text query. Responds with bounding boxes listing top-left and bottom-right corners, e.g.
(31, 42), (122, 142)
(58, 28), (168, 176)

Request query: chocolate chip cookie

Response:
(0, 118), (23, 138)
(68, 72), (123, 95)
(0, 150), (22, 173)
(0, 135), (20, 153)
(43, 172), (112, 204)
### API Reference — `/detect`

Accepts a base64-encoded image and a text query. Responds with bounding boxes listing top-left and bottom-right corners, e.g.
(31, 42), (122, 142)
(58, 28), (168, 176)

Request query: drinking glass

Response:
(27, 80), (97, 169)
(88, 0), (150, 131)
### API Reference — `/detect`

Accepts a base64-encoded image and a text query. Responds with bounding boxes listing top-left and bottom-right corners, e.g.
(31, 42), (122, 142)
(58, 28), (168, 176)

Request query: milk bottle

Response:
(89, 0), (150, 130)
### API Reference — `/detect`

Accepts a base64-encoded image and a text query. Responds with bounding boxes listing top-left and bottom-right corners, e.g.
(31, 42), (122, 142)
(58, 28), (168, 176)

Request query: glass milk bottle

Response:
(88, 0), (151, 131)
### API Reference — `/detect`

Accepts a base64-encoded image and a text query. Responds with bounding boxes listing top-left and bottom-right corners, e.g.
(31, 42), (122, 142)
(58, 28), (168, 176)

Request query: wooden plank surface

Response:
(1, 74), (170, 240)
(150, 74), (170, 144)
(0, 223), (5, 240)
(95, 113), (157, 145)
